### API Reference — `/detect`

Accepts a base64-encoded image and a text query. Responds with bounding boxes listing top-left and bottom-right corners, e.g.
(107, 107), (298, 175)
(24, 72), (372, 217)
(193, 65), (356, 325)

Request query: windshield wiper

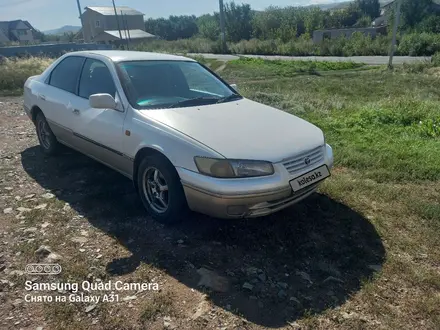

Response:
(216, 93), (242, 104)
(168, 96), (220, 108)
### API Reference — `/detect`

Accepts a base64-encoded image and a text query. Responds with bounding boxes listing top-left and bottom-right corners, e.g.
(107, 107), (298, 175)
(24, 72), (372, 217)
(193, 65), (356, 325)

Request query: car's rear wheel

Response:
(35, 112), (59, 155)
(137, 155), (188, 224)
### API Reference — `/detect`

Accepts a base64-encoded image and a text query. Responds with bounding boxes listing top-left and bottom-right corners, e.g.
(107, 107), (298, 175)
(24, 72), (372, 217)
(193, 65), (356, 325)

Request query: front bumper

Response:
(178, 144), (334, 219)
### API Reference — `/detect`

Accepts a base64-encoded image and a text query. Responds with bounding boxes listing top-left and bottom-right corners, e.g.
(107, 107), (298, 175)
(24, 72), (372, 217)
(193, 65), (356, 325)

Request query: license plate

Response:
(289, 165), (330, 192)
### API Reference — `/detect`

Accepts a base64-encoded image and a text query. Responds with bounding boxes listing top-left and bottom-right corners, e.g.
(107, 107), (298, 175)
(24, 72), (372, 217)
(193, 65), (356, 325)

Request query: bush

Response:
(132, 34), (387, 57)
(432, 52), (440, 66)
(0, 57), (53, 95)
(128, 33), (440, 57)
(134, 38), (218, 54)
(228, 38), (281, 55)
(398, 33), (440, 56)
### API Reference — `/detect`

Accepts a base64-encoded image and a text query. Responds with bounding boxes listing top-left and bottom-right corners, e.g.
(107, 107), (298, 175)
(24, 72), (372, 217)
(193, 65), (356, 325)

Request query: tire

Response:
(35, 112), (59, 156)
(137, 155), (188, 224)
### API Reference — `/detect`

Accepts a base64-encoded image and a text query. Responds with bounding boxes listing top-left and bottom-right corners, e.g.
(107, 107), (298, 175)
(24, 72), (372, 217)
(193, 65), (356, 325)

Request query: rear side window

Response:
(49, 56), (84, 94)
(78, 59), (116, 99)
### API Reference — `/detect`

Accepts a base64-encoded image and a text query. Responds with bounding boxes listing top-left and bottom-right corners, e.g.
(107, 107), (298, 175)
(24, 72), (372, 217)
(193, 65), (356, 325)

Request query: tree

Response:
(356, 0), (380, 19)
(169, 15), (198, 39)
(327, 3), (361, 29)
(145, 16), (198, 40)
(304, 7), (326, 35)
(33, 30), (47, 42)
(197, 14), (220, 40)
(252, 6), (284, 40)
(355, 15), (373, 27)
(400, 0), (433, 29)
(224, 2), (253, 42)
(145, 18), (173, 40)
(417, 14), (440, 33)
(63, 32), (76, 42)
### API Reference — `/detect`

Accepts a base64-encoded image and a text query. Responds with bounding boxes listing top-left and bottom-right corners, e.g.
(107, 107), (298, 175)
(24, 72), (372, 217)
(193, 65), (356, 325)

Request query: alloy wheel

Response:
(142, 166), (169, 214)
(38, 120), (51, 150)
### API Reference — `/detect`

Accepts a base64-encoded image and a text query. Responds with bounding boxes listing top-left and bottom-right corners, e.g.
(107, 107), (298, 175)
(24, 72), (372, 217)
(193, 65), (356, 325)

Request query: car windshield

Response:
(116, 60), (241, 109)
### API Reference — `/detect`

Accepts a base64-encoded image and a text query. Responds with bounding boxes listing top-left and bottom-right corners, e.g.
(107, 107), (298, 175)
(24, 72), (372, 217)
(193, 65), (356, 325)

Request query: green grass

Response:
(227, 57), (365, 78)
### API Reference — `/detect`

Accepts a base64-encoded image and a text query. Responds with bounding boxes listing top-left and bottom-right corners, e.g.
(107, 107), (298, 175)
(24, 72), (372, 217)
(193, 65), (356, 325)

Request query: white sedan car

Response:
(24, 51), (333, 223)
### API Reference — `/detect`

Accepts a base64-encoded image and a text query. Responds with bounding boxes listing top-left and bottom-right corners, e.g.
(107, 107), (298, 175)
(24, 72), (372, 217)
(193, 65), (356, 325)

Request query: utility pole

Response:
(219, 0), (226, 53)
(122, 11), (130, 50)
(75, 0), (85, 42)
(388, 0), (402, 69)
(112, 0), (124, 48)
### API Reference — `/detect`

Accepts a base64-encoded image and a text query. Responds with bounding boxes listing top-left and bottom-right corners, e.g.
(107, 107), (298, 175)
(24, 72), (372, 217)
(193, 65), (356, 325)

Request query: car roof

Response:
(68, 50), (196, 63)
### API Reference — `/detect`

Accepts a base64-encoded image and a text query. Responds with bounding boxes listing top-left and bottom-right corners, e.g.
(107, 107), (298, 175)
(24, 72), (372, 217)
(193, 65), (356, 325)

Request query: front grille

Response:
(282, 145), (324, 175)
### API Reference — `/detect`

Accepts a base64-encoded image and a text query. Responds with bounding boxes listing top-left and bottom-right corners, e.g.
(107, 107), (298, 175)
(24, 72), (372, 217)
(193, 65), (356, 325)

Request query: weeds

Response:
(231, 57), (363, 72)
(139, 293), (174, 323)
(416, 119), (440, 138)
(0, 57), (53, 95)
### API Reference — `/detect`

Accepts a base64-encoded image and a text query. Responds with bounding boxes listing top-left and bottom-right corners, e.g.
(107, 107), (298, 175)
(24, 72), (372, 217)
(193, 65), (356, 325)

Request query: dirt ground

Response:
(0, 96), (385, 329)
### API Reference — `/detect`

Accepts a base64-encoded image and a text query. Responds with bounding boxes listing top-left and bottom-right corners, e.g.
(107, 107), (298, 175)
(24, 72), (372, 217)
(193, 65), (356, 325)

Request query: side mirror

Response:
(89, 93), (117, 109)
(230, 83), (238, 91)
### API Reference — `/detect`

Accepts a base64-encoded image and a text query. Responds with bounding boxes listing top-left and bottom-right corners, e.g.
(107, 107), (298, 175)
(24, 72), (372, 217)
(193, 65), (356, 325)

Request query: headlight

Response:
(194, 157), (274, 178)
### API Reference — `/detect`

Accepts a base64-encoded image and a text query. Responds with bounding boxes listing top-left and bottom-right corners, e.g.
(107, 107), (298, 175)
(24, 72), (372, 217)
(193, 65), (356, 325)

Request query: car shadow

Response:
(21, 146), (385, 327)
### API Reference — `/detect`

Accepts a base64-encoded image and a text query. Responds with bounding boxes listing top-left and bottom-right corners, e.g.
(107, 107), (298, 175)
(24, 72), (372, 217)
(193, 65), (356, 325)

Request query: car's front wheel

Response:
(137, 155), (188, 224)
(35, 112), (59, 155)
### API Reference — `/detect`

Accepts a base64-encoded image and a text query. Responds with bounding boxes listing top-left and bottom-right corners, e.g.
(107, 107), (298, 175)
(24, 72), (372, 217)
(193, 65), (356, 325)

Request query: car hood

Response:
(141, 98), (324, 162)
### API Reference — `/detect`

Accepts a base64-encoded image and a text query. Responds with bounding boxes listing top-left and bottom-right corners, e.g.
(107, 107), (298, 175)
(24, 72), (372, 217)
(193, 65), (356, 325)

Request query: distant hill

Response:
(44, 25), (81, 35)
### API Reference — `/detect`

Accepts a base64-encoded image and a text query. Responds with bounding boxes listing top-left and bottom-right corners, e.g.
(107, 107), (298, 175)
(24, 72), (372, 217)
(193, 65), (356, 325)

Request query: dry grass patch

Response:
(0, 57), (53, 95)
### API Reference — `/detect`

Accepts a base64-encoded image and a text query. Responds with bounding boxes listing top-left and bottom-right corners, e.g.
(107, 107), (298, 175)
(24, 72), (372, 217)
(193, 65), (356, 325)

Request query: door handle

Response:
(38, 94), (46, 101)
(72, 109), (80, 115)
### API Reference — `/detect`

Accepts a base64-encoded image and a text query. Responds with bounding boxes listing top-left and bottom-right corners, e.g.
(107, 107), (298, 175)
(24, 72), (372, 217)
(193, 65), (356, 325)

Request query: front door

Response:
(69, 58), (132, 177)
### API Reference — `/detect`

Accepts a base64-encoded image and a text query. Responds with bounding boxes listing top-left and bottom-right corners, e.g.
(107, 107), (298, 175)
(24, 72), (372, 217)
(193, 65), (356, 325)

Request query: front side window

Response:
(95, 20), (100, 28)
(78, 59), (116, 99)
(116, 60), (241, 109)
(49, 56), (85, 94)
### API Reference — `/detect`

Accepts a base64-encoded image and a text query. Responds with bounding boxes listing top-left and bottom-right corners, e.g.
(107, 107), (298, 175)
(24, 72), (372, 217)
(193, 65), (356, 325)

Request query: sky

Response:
(0, 0), (347, 31)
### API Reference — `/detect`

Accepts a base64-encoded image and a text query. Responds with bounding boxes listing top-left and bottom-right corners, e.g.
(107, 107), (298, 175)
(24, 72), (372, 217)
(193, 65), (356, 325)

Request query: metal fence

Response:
(0, 43), (112, 57)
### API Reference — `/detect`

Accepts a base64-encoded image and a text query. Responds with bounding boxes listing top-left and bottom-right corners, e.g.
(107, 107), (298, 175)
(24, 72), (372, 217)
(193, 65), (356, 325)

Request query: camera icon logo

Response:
(25, 264), (62, 275)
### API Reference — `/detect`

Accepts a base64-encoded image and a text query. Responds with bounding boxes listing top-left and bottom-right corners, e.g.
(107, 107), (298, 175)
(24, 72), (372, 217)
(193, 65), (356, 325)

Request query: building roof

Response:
(69, 50), (195, 63)
(86, 6), (144, 16)
(103, 29), (155, 40)
(22, 21), (35, 30)
(8, 20), (23, 29)
(0, 21), (9, 31)
(373, 15), (388, 27)
(0, 19), (35, 42)
(0, 20), (34, 30)
(0, 28), (9, 42)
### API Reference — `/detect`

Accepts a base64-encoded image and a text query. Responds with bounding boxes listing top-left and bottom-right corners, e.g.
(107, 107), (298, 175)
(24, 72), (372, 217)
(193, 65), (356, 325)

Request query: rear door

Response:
(69, 58), (131, 177)
(40, 56), (85, 144)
